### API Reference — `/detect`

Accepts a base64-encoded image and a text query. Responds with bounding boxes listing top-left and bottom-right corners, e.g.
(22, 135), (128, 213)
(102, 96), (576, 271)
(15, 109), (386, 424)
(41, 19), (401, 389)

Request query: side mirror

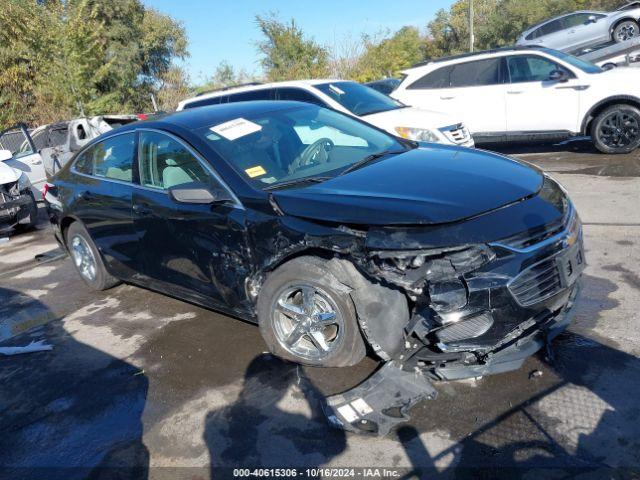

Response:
(0, 149), (12, 162)
(168, 182), (233, 205)
(548, 69), (569, 83)
(588, 15), (598, 23)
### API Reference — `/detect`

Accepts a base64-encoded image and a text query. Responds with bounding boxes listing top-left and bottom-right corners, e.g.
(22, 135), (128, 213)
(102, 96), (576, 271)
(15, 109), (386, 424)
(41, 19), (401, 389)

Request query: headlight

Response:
(395, 126), (441, 143)
(17, 172), (31, 191)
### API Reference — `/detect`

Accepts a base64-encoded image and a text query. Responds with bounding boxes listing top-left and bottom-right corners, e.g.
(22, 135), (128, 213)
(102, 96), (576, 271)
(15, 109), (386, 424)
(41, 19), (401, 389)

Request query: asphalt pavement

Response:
(1, 140), (639, 479)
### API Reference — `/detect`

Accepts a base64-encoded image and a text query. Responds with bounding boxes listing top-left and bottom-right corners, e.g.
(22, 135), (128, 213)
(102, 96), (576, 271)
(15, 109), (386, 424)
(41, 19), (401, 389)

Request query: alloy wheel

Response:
(70, 235), (97, 282)
(616, 23), (637, 42)
(271, 284), (343, 361)
(598, 111), (640, 149)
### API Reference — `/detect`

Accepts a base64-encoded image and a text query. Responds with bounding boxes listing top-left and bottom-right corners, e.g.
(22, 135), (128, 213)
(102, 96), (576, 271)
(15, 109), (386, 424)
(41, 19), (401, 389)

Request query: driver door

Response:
(504, 54), (581, 134)
(132, 130), (251, 311)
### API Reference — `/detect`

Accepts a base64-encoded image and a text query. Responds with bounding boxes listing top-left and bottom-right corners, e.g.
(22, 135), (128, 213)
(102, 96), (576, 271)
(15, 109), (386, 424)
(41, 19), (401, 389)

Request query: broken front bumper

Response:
(0, 192), (33, 228)
(426, 283), (579, 380)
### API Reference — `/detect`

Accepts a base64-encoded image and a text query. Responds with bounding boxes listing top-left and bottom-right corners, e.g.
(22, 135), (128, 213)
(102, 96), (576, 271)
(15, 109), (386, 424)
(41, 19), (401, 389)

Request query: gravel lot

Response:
(1, 140), (639, 479)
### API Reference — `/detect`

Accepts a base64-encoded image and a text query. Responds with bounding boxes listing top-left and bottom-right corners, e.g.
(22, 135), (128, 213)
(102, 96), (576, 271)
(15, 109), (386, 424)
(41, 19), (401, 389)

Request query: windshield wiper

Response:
(339, 150), (405, 176)
(263, 176), (332, 191)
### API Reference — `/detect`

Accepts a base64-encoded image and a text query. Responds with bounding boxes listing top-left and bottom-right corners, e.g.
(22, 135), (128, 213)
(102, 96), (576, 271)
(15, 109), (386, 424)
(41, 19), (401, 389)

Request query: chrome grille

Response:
(509, 256), (563, 307)
(440, 123), (471, 145)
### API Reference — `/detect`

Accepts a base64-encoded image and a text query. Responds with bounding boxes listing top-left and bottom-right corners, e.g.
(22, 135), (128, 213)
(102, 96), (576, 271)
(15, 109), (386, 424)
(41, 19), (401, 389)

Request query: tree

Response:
(0, 0), (188, 129)
(255, 13), (330, 81)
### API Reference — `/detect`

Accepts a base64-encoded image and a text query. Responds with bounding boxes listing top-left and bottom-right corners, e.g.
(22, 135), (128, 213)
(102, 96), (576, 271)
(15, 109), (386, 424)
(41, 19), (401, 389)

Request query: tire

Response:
(13, 192), (38, 232)
(591, 104), (640, 154)
(613, 20), (639, 43)
(65, 222), (120, 291)
(257, 256), (366, 367)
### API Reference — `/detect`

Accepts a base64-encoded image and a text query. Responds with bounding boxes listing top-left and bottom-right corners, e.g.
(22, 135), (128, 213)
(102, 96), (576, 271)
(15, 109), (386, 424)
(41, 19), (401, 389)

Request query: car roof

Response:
(181, 79), (351, 106)
(523, 10), (606, 34)
(125, 101), (314, 132)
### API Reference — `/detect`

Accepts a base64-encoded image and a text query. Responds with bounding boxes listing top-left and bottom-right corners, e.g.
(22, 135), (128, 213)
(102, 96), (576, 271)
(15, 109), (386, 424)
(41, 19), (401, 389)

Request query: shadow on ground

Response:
(0, 287), (149, 480)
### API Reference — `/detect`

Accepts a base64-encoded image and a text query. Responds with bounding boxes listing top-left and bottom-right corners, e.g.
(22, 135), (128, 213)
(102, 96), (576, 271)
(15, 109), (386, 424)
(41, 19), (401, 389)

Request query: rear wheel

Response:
(257, 256), (366, 367)
(66, 222), (120, 291)
(613, 20), (639, 43)
(591, 104), (640, 154)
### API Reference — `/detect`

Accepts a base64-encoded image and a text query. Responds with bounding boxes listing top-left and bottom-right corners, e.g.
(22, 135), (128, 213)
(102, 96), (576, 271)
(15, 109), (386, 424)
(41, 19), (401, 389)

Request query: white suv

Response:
(392, 46), (640, 154)
(177, 80), (474, 148)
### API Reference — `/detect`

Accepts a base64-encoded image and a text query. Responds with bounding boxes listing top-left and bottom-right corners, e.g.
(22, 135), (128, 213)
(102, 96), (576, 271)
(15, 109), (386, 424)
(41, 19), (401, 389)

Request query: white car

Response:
(0, 149), (38, 232)
(177, 80), (475, 148)
(517, 5), (640, 53)
(0, 116), (139, 199)
(392, 46), (640, 154)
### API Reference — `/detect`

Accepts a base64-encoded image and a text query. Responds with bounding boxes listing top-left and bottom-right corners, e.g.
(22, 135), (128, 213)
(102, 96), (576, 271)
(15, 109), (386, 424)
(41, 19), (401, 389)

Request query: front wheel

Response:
(257, 256), (366, 367)
(591, 105), (640, 154)
(613, 20), (639, 43)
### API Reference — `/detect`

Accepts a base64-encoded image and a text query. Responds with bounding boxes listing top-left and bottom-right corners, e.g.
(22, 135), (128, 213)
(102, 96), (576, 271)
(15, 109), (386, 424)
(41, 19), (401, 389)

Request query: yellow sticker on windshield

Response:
(245, 166), (267, 178)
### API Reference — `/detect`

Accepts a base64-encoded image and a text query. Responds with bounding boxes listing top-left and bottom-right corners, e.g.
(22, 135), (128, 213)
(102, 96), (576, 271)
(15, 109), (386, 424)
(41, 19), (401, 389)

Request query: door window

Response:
(562, 13), (595, 28)
(138, 131), (212, 190)
(449, 58), (504, 88)
(182, 95), (227, 109)
(275, 87), (326, 106)
(507, 55), (571, 83)
(73, 133), (136, 182)
(226, 89), (273, 102)
(408, 65), (454, 89)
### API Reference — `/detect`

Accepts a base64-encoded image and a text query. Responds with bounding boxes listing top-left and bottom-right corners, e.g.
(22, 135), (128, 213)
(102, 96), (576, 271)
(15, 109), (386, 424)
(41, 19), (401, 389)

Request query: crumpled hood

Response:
(273, 146), (543, 226)
(362, 106), (460, 131)
(0, 161), (21, 185)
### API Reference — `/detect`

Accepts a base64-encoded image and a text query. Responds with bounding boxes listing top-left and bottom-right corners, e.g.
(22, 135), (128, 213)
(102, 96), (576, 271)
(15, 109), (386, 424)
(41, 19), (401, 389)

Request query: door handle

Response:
(133, 203), (153, 216)
(440, 96), (455, 100)
(32, 160), (42, 165)
(507, 91), (523, 94)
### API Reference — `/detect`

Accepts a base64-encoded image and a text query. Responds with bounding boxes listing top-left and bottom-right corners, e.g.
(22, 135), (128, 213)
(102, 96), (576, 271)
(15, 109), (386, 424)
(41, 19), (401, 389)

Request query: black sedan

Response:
(45, 101), (584, 377)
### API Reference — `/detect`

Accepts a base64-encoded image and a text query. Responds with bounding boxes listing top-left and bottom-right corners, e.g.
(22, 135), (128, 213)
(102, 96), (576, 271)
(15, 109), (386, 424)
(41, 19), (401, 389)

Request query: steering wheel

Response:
(289, 138), (334, 174)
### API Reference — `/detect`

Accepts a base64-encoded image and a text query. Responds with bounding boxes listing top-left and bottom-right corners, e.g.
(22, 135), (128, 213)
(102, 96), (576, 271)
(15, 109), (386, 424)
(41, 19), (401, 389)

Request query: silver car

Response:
(517, 4), (640, 53)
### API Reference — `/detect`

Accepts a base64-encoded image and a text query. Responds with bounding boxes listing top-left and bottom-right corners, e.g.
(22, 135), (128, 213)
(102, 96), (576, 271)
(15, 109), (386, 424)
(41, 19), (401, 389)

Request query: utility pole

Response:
(469, 0), (475, 52)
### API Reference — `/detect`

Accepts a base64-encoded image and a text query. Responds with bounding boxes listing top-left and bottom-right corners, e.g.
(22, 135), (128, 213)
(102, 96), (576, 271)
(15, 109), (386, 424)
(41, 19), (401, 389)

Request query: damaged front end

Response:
(325, 176), (585, 434)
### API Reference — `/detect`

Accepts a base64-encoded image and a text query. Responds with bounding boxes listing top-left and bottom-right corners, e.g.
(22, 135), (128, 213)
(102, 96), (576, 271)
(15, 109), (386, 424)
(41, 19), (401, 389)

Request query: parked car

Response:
(177, 80), (474, 147)
(45, 101), (583, 381)
(392, 46), (640, 153)
(0, 149), (38, 232)
(0, 116), (139, 199)
(517, 5), (640, 52)
(364, 78), (401, 95)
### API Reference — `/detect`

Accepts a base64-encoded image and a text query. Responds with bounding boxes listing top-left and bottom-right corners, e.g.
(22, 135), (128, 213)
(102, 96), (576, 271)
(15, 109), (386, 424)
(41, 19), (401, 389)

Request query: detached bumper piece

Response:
(323, 361), (437, 436)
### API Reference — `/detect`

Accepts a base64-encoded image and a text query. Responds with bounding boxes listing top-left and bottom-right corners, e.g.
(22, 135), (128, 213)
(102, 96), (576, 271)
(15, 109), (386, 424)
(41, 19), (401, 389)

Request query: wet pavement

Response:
(1, 143), (639, 479)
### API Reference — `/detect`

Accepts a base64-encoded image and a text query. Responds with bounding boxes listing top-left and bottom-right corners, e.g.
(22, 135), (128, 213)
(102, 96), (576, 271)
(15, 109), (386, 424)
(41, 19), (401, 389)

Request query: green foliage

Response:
(195, 60), (258, 95)
(0, 0), (187, 129)
(255, 13), (330, 81)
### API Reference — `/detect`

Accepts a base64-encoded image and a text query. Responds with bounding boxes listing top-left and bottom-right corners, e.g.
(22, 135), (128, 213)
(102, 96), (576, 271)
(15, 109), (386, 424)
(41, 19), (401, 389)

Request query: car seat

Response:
(162, 158), (192, 188)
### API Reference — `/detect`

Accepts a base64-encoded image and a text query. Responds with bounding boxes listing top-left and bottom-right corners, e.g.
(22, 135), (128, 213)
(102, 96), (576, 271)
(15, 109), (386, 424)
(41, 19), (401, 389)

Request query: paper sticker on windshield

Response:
(329, 84), (345, 95)
(245, 165), (266, 178)
(210, 118), (262, 141)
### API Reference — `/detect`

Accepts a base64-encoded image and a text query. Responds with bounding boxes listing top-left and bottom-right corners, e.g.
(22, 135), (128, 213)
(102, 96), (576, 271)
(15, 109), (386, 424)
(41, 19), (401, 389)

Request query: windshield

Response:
(542, 48), (603, 74)
(196, 105), (408, 190)
(314, 81), (405, 116)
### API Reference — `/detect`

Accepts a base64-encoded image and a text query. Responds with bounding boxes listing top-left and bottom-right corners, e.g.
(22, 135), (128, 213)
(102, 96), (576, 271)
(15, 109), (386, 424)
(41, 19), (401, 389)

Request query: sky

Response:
(143, 0), (453, 83)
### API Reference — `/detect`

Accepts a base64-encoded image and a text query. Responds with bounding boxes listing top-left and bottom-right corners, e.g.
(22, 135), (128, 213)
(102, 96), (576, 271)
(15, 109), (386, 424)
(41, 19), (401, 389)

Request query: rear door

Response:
(70, 132), (140, 278)
(133, 129), (250, 310)
(504, 54), (581, 133)
(403, 58), (508, 136)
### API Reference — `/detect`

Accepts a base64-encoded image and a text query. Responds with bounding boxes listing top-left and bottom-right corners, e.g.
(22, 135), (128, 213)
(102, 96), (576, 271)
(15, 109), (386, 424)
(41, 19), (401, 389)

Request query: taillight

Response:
(42, 183), (51, 198)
